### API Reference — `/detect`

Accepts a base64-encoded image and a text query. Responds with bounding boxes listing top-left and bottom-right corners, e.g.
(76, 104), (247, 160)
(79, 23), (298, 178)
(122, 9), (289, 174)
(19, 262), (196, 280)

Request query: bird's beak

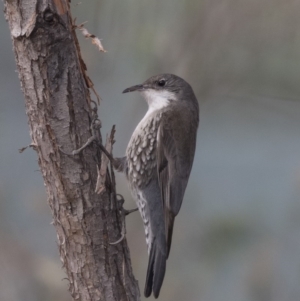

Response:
(122, 84), (145, 93)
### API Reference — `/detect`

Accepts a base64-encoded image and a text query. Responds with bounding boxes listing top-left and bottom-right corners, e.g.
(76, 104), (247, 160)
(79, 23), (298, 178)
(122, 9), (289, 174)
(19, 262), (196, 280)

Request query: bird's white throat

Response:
(141, 89), (175, 115)
(128, 89), (174, 144)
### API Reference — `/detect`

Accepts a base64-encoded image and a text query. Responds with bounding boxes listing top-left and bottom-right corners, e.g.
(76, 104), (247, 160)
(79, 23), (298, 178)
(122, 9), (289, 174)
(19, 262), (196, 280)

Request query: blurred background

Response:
(1, 1), (300, 300)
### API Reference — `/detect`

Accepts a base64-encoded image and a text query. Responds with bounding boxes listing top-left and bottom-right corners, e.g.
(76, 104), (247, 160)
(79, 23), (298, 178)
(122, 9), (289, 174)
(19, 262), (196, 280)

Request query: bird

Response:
(114, 74), (199, 298)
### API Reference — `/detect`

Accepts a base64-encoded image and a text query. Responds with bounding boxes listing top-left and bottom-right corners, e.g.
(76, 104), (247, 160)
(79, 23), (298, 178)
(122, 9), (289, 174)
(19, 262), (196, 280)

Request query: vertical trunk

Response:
(4, 1), (140, 300)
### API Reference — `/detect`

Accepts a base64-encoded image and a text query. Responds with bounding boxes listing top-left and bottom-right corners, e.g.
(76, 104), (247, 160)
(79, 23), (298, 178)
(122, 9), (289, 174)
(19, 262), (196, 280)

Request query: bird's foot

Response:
(58, 100), (112, 161)
(59, 128), (117, 166)
(124, 207), (139, 216)
(59, 102), (106, 157)
(110, 194), (138, 245)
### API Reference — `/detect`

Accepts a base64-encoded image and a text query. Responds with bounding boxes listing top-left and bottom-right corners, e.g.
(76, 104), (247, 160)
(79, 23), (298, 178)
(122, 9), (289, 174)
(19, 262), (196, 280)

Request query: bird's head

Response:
(123, 74), (196, 111)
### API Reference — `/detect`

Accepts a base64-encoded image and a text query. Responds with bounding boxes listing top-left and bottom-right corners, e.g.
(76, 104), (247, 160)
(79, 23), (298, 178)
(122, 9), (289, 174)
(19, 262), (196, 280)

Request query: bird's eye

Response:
(157, 79), (166, 87)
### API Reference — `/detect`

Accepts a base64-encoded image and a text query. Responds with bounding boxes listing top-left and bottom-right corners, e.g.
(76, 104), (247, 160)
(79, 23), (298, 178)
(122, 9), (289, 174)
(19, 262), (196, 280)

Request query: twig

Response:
(95, 125), (116, 194)
(19, 143), (38, 153)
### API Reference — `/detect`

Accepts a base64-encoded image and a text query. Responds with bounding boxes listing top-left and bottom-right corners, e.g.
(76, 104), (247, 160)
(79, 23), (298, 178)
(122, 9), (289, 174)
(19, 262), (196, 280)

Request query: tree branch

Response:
(4, 1), (140, 300)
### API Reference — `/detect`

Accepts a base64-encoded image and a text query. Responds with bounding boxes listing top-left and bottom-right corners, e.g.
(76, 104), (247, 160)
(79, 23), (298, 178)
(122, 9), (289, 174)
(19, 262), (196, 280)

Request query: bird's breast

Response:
(126, 113), (162, 188)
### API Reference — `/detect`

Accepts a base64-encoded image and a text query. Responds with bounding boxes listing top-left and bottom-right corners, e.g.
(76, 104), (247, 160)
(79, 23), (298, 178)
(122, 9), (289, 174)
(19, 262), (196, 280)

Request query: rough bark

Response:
(4, 1), (140, 300)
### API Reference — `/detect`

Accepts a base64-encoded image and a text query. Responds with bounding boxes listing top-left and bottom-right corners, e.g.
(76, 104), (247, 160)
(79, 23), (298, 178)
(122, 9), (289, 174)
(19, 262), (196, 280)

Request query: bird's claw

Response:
(109, 194), (138, 245)
(59, 146), (73, 156)
(110, 232), (125, 245)
(59, 110), (102, 157)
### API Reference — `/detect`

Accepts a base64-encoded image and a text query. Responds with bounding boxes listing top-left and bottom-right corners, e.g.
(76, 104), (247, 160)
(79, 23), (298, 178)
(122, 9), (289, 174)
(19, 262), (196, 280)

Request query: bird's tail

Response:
(144, 237), (167, 298)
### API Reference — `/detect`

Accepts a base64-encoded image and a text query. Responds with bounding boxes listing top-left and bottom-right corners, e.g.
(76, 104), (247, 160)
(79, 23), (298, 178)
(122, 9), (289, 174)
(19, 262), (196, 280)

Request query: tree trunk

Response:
(3, 1), (140, 300)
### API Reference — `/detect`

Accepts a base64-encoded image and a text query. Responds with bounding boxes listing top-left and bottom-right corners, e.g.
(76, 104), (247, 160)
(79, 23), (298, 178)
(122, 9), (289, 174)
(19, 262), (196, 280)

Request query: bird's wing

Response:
(157, 113), (195, 257)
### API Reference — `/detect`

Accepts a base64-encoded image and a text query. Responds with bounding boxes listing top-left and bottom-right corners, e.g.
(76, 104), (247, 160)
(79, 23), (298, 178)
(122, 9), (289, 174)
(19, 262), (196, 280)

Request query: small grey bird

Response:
(116, 74), (199, 298)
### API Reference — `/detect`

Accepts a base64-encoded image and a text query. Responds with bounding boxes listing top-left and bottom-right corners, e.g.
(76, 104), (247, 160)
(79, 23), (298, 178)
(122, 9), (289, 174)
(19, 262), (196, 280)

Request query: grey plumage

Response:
(119, 74), (199, 298)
